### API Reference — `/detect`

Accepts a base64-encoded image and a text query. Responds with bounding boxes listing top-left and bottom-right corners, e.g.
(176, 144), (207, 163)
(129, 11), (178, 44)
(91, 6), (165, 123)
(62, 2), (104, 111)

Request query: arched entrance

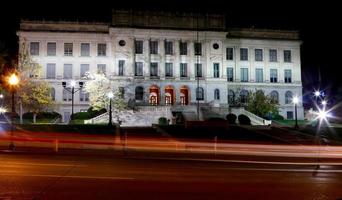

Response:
(180, 86), (189, 105)
(165, 86), (175, 105)
(149, 85), (160, 105)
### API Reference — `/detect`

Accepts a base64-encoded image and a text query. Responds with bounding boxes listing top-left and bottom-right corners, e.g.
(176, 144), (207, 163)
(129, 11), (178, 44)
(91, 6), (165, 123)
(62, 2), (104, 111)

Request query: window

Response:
(150, 41), (158, 54)
(284, 50), (292, 62)
(135, 62), (143, 76)
(240, 48), (248, 61)
(270, 69), (278, 83)
(150, 62), (158, 76)
(135, 40), (143, 54)
(118, 60), (125, 76)
(284, 69), (292, 83)
(227, 68), (234, 82)
(47, 42), (56, 56)
(285, 91), (293, 104)
(97, 43), (106, 56)
(63, 88), (72, 101)
(180, 63), (187, 77)
(213, 43), (219, 49)
(226, 48), (233, 60)
(255, 68), (263, 83)
(119, 40), (126, 46)
(64, 43), (73, 56)
(81, 43), (90, 56)
(63, 64), (72, 79)
(135, 86), (144, 100)
(214, 89), (220, 100)
(165, 41), (173, 55)
(79, 90), (89, 102)
(240, 68), (248, 82)
(240, 90), (248, 104)
(287, 111), (293, 119)
(213, 63), (220, 78)
(270, 91), (279, 103)
(180, 42), (187, 55)
(80, 64), (89, 78)
(50, 87), (55, 101)
(97, 64), (106, 75)
(195, 63), (202, 77)
(255, 49), (263, 61)
(165, 63), (173, 77)
(228, 90), (235, 104)
(269, 49), (277, 62)
(30, 42), (39, 55)
(196, 87), (204, 100)
(194, 42), (202, 56)
(46, 63), (56, 79)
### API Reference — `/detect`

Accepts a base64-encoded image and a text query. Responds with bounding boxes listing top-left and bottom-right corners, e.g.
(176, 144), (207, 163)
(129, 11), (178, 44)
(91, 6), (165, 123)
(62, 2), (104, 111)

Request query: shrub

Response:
(238, 114), (251, 125)
(158, 117), (168, 125)
(71, 112), (91, 120)
(23, 112), (61, 120)
(87, 107), (107, 118)
(226, 114), (237, 124)
(272, 114), (284, 120)
(207, 117), (225, 121)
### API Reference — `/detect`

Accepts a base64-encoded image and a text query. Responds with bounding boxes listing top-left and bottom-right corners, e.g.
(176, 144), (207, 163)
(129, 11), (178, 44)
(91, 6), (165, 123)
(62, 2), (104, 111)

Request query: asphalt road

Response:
(1, 151), (342, 200)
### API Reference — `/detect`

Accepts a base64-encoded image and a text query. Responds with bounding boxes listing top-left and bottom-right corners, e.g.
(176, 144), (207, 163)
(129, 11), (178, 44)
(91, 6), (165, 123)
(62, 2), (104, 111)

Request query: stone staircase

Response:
(84, 106), (173, 127)
(203, 106), (271, 126)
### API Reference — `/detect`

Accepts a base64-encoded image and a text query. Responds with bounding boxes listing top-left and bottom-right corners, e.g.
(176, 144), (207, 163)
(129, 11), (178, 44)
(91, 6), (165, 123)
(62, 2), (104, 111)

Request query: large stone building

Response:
(17, 10), (304, 123)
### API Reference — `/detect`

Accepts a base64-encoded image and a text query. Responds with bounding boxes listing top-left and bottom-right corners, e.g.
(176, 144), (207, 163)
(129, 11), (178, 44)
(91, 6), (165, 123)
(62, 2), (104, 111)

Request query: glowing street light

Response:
(0, 94), (4, 107)
(322, 100), (327, 108)
(9, 74), (19, 86)
(292, 96), (299, 129)
(314, 90), (320, 97)
(62, 80), (83, 122)
(8, 73), (19, 113)
(0, 107), (6, 114)
(107, 92), (114, 127)
(7, 73), (19, 151)
(318, 109), (328, 121)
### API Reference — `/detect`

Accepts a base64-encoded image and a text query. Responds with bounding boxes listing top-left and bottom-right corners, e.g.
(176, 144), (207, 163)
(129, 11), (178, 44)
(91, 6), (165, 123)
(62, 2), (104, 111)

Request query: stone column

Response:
(159, 39), (165, 78)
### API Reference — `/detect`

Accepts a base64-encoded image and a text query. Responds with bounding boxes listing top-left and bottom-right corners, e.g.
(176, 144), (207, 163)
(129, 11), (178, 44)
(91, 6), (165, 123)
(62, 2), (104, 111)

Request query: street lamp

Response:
(292, 96), (299, 129)
(62, 80), (83, 122)
(107, 92), (114, 127)
(8, 73), (19, 150)
(0, 94), (4, 107)
(314, 90), (320, 98)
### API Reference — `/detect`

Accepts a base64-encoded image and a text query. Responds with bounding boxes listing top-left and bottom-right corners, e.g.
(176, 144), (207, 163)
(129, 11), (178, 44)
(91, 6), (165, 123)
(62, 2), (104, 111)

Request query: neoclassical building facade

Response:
(17, 10), (304, 122)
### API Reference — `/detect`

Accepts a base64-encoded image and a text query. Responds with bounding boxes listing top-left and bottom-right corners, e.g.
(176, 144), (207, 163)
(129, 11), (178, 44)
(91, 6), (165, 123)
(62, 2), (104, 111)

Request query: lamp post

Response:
(292, 96), (299, 129)
(62, 80), (83, 122)
(8, 73), (19, 150)
(0, 94), (4, 111)
(107, 92), (114, 127)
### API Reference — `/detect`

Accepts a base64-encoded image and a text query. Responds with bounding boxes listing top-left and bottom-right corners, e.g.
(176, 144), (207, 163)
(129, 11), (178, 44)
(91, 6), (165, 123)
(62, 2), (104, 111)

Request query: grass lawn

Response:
(16, 124), (115, 134)
(274, 119), (314, 126)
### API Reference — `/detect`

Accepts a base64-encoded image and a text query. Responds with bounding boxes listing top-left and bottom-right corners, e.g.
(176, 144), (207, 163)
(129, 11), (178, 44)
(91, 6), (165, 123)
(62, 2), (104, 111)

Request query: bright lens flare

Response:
(8, 74), (19, 86)
(318, 110), (328, 121)
(322, 100), (327, 106)
(70, 80), (76, 87)
(292, 96), (299, 104)
(107, 92), (114, 99)
(0, 107), (7, 113)
(314, 91), (320, 97)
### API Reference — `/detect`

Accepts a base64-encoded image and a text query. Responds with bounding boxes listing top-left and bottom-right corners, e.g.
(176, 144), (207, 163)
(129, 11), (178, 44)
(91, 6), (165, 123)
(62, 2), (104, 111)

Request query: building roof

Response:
(19, 20), (109, 33)
(19, 16), (300, 41)
(226, 28), (300, 40)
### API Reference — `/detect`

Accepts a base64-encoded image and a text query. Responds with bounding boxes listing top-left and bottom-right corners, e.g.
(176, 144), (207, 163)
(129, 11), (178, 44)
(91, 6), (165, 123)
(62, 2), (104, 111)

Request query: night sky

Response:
(0, 1), (341, 107)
